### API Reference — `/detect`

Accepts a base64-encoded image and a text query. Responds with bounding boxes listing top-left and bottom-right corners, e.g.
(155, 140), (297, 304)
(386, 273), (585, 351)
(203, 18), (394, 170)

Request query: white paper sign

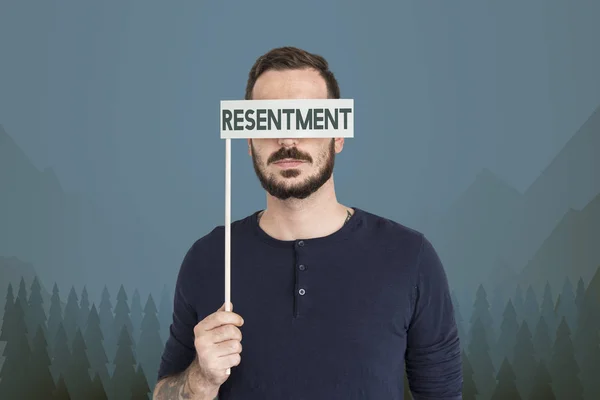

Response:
(220, 99), (354, 139)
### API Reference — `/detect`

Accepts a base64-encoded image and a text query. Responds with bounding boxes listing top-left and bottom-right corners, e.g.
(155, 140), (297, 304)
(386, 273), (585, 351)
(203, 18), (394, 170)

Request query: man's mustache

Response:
(268, 147), (312, 164)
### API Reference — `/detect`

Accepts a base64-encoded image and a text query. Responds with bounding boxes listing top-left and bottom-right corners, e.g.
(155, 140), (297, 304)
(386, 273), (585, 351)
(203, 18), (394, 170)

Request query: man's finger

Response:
(197, 305), (243, 332)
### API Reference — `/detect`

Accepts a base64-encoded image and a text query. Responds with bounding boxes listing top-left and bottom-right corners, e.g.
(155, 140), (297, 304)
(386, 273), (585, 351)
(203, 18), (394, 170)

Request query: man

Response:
(153, 46), (462, 400)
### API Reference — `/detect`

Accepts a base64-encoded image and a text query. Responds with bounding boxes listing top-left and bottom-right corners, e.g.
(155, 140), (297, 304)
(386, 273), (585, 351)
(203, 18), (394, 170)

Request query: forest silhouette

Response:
(0, 280), (162, 399)
(1, 266), (599, 399)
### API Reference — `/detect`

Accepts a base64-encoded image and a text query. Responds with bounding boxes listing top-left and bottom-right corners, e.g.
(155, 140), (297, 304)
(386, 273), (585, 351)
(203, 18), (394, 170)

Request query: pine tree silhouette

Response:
(26, 276), (48, 342)
(51, 322), (72, 384)
(47, 282), (64, 357)
(523, 285), (539, 333)
(158, 284), (173, 344)
(470, 284), (495, 345)
(84, 304), (111, 390)
(0, 299), (32, 399)
(528, 359), (555, 400)
(115, 285), (134, 334)
(577, 266), (600, 400)
(549, 317), (583, 400)
(98, 285), (115, 370)
(468, 317), (496, 399)
(67, 328), (93, 399)
(489, 283), (505, 336)
(556, 277), (577, 332)
(574, 278), (585, 320)
(79, 286), (91, 329)
(63, 286), (80, 342)
(131, 363), (151, 400)
(89, 372), (109, 400)
(138, 293), (164, 389)
(29, 325), (56, 398)
(111, 325), (137, 399)
(532, 316), (552, 363)
(539, 282), (556, 342)
(16, 276), (28, 312)
(490, 357), (521, 400)
(495, 299), (519, 367)
(513, 320), (536, 398)
(109, 285), (135, 364)
(451, 291), (467, 343)
(131, 289), (143, 345)
(573, 275), (592, 373)
(0, 282), (15, 341)
(575, 278), (585, 307)
(574, 291), (591, 366)
(579, 332), (600, 399)
(52, 375), (72, 400)
(513, 284), (525, 323)
(461, 350), (477, 400)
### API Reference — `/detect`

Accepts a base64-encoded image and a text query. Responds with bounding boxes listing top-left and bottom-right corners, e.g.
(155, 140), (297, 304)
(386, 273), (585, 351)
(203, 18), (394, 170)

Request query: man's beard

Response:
(251, 139), (336, 200)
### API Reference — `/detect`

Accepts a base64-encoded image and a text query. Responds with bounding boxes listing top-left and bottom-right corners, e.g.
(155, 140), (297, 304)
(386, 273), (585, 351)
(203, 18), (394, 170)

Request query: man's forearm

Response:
(153, 364), (219, 400)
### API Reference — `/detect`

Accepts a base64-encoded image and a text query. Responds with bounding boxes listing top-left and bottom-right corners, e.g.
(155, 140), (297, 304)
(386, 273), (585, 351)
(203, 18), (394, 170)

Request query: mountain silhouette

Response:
(430, 105), (600, 299)
(508, 105), (600, 274)
(0, 124), (174, 300)
(429, 168), (522, 298)
(519, 192), (600, 294)
(0, 125), (85, 292)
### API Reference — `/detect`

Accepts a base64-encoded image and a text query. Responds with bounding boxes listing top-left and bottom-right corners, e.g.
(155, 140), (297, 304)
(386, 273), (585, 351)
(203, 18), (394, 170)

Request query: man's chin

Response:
(276, 175), (304, 183)
(264, 182), (313, 200)
(271, 183), (304, 194)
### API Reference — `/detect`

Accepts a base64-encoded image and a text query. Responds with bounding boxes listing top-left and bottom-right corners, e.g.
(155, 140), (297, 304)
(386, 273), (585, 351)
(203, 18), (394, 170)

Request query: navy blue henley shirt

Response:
(158, 207), (462, 399)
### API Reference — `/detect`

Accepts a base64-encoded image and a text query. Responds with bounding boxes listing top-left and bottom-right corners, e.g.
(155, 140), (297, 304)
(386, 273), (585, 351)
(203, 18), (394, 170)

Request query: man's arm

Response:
(153, 357), (219, 400)
(405, 235), (462, 400)
(154, 240), (219, 400)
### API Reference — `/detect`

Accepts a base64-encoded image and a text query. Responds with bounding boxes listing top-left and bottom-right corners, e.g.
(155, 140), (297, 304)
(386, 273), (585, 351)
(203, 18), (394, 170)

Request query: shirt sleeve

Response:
(157, 244), (200, 382)
(405, 235), (463, 400)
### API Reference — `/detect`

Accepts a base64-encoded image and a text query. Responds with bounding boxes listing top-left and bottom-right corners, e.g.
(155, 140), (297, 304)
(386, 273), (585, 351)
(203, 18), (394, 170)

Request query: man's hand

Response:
(194, 302), (244, 388)
(153, 302), (244, 399)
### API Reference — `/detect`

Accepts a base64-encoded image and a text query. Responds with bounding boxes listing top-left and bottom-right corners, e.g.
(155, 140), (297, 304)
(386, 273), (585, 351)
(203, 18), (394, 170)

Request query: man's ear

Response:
(334, 137), (345, 153)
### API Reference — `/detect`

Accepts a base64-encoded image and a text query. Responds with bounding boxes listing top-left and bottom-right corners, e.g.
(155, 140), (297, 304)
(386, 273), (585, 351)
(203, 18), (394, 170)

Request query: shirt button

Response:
(299, 288), (306, 295)
(297, 240), (305, 247)
(299, 264), (306, 271)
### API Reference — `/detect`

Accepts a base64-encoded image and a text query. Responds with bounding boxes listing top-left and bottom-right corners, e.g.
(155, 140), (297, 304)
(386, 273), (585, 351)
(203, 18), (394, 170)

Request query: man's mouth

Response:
(273, 158), (305, 168)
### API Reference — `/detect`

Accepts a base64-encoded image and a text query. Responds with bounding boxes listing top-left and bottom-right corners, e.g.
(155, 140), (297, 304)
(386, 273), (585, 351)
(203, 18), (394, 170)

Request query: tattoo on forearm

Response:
(155, 367), (196, 400)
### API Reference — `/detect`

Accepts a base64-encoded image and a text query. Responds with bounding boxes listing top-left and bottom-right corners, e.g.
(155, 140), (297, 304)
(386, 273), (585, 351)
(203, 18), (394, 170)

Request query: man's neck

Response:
(258, 181), (353, 241)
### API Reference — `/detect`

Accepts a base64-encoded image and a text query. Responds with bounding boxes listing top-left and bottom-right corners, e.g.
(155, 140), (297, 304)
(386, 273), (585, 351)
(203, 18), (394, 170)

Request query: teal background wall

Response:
(1, 0), (599, 399)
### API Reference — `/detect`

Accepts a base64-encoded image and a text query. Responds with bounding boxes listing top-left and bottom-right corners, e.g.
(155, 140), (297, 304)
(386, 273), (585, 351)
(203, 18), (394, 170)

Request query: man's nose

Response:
(278, 138), (298, 147)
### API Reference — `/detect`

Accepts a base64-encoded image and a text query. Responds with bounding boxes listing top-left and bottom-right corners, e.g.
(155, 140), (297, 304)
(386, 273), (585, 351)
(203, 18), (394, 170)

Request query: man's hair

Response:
(245, 46), (341, 100)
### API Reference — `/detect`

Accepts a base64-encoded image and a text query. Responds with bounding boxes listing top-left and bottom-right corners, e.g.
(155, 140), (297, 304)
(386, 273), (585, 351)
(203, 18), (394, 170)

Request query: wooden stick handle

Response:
(225, 138), (232, 375)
